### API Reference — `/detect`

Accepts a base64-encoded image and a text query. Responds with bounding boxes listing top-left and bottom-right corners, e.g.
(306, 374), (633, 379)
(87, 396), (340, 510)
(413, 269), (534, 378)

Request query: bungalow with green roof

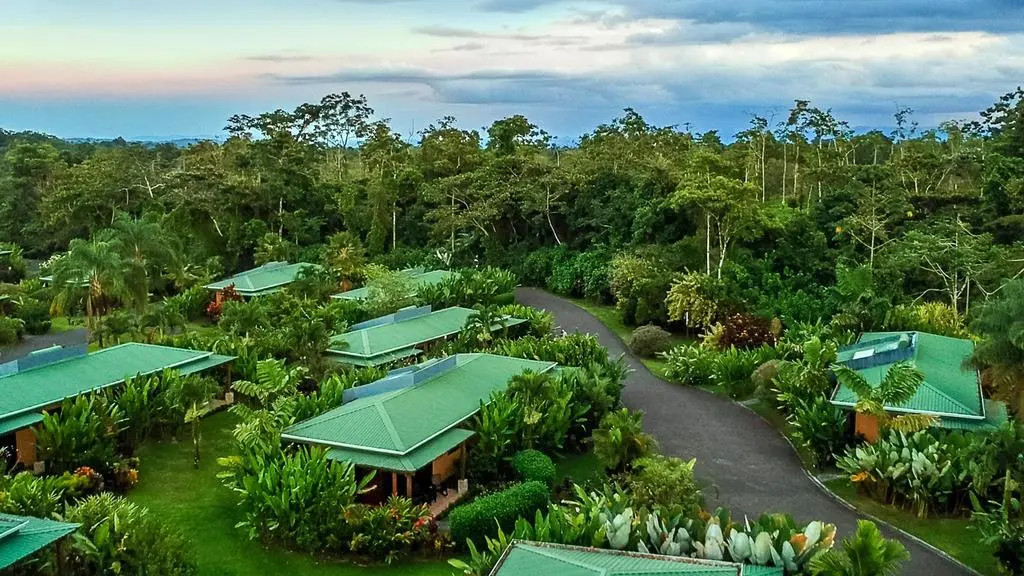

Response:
(331, 269), (455, 301)
(0, 514), (79, 570)
(283, 353), (556, 512)
(204, 261), (317, 299)
(489, 541), (782, 576)
(0, 343), (233, 468)
(326, 305), (526, 366)
(829, 331), (1008, 441)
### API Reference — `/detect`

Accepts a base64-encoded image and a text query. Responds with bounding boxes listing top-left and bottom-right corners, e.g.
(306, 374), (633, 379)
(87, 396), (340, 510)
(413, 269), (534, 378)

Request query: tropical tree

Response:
(809, 520), (909, 576)
(969, 279), (1024, 416)
(832, 362), (935, 434)
(323, 231), (365, 290)
(50, 238), (129, 330)
(463, 305), (508, 346)
(99, 212), (174, 310)
(592, 408), (657, 472)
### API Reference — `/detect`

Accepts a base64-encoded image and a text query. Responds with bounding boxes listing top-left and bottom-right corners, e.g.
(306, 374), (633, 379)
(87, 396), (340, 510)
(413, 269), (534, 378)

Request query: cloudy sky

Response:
(2, 0), (1022, 141)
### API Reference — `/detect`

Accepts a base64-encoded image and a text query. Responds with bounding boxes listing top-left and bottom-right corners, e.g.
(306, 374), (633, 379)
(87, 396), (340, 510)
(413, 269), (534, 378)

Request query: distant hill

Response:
(63, 136), (225, 147)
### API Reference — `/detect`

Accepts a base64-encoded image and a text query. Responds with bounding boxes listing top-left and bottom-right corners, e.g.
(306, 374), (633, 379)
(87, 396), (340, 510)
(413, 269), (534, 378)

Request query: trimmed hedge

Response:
(513, 450), (556, 486)
(448, 481), (549, 548)
(628, 324), (672, 358)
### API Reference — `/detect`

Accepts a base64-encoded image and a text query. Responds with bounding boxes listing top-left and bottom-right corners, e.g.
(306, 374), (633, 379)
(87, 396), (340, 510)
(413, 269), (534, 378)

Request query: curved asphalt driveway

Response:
(517, 288), (970, 576)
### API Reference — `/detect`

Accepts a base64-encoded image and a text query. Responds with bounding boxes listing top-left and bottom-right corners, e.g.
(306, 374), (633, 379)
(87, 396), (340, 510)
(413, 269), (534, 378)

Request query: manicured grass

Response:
(554, 452), (606, 487)
(568, 299), (694, 379)
(185, 320), (222, 338)
(130, 410), (453, 576)
(825, 478), (999, 576)
(49, 316), (85, 333)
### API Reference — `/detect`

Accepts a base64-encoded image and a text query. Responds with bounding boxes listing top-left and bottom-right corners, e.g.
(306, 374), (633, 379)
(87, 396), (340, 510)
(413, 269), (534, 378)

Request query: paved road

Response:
(517, 288), (971, 576)
(0, 328), (89, 363)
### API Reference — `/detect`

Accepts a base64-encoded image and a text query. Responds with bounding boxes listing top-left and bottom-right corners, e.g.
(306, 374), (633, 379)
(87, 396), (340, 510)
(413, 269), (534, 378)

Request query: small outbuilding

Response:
(204, 261), (317, 299)
(283, 353), (556, 513)
(830, 331), (1008, 441)
(326, 305), (525, 366)
(0, 343), (233, 467)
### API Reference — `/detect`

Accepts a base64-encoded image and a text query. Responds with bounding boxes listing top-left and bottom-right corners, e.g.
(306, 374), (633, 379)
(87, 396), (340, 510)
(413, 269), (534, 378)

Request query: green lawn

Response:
(825, 478), (999, 576)
(568, 299), (694, 380)
(49, 315), (85, 333)
(554, 452), (605, 487)
(130, 411), (454, 576)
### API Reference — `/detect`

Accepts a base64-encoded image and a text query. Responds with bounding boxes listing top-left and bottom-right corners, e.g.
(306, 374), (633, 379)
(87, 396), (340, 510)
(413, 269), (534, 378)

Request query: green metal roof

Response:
(176, 353), (235, 375)
(831, 331), (990, 421)
(204, 262), (317, 295)
(327, 427), (474, 472)
(491, 542), (748, 576)
(331, 269), (456, 301)
(0, 412), (43, 436)
(327, 348), (423, 367)
(0, 343), (234, 426)
(0, 514), (79, 570)
(284, 354), (556, 467)
(327, 307), (525, 366)
(937, 399), (1009, 431)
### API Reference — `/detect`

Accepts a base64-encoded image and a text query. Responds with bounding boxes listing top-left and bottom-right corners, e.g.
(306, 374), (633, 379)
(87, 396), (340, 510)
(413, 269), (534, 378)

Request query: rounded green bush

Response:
(513, 449), (556, 486)
(448, 480), (549, 549)
(628, 324), (673, 358)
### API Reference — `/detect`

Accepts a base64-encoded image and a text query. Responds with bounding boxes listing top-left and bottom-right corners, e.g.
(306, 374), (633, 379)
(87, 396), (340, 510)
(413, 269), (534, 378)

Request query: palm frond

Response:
(877, 362), (924, 407)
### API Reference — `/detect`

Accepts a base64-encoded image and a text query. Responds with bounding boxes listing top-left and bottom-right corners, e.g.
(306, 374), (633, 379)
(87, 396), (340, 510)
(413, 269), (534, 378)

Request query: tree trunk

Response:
(705, 213), (711, 276)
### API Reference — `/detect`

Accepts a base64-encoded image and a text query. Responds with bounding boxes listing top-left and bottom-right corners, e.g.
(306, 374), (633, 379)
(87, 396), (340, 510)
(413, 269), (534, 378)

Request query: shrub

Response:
(163, 285), (211, 322)
(885, 302), (969, 338)
(513, 450), (556, 486)
(628, 455), (702, 513)
(609, 254), (672, 326)
(448, 481), (550, 548)
(345, 496), (436, 563)
(15, 297), (51, 334)
(665, 272), (720, 330)
(520, 246), (567, 287)
(662, 345), (717, 385)
(547, 249), (612, 302)
(65, 494), (197, 576)
(592, 408), (657, 472)
(496, 304), (554, 338)
(711, 347), (761, 399)
(715, 313), (777, 350)
(786, 396), (849, 469)
(0, 316), (24, 345)
(628, 324), (672, 358)
(35, 396), (121, 475)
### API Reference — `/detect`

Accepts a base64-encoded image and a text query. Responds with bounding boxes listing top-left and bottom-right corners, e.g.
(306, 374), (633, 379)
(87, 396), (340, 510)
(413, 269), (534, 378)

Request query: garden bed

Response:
(130, 411), (451, 576)
(824, 478), (998, 576)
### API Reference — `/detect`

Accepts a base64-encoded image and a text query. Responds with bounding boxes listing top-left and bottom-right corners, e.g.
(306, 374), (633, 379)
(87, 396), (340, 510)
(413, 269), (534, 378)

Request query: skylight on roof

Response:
(852, 349), (875, 360)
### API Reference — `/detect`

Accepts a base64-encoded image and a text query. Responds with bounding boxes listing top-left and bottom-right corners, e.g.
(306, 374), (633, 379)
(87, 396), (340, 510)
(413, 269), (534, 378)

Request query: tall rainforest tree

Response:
(99, 212), (175, 311)
(970, 280), (1024, 417)
(50, 238), (128, 329)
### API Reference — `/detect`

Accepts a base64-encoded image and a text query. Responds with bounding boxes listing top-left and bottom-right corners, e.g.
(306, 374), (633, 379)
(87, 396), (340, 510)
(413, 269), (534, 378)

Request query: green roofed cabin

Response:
(490, 541), (782, 576)
(829, 331), (1008, 442)
(283, 353), (556, 513)
(0, 514), (79, 570)
(331, 268), (456, 301)
(326, 305), (526, 367)
(0, 343), (233, 468)
(204, 261), (317, 299)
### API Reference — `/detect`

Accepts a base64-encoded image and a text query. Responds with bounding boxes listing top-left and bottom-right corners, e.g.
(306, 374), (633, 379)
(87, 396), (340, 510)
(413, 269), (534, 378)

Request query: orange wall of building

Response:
(855, 412), (881, 443)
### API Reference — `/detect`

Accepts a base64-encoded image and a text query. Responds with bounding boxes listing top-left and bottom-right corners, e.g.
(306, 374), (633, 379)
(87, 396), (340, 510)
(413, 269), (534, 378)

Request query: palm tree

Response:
(969, 280), (1024, 416)
(50, 238), (129, 331)
(833, 361), (935, 434)
(810, 520), (909, 576)
(99, 212), (174, 311)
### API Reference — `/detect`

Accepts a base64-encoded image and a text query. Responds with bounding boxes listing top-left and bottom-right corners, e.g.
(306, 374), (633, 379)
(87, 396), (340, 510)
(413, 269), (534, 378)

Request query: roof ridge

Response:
(375, 402), (406, 452)
(520, 543), (605, 574)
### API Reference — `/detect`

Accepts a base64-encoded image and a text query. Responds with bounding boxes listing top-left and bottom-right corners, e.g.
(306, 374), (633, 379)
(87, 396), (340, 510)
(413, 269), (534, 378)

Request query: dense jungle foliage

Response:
(1, 89), (1023, 328)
